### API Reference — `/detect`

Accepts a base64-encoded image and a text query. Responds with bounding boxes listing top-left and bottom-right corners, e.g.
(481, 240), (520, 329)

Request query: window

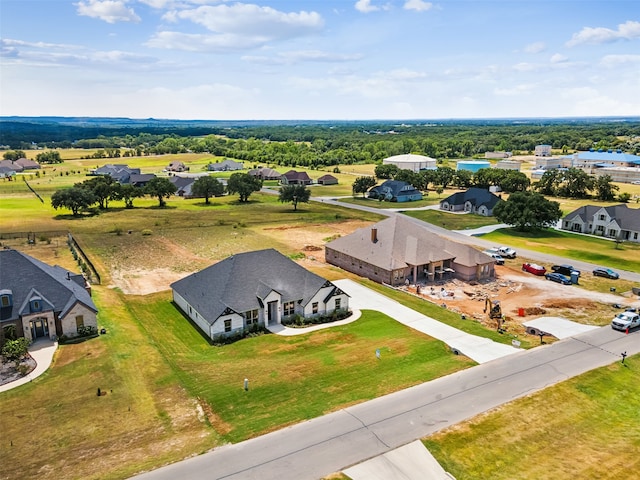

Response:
(283, 301), (295, 316)
(75, 315), (84, 329)
(634, 233), (638, 240)
(599, 214), (605, 220)
(335, 298), (341, 310)
(224, 319), (232, 332)
(245, 309), (258, 325)
(0, 295), (9, 307)
(312, 302), (318, 314)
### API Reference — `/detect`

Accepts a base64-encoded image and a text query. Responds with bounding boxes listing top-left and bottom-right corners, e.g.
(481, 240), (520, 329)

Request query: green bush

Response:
(142, 229), (153, 236)
(2, 338), (29, 361)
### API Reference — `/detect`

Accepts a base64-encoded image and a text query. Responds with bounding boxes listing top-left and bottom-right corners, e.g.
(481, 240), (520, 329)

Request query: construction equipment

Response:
(484, 297), (504, 332)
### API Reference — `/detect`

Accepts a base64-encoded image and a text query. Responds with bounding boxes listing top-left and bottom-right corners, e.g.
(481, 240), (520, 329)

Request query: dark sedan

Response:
(593, 267), (619, 279)
(545, 272), (572, 285)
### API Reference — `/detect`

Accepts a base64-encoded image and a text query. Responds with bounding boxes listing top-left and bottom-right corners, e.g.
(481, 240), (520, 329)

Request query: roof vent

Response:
(371, 228), (378, 243)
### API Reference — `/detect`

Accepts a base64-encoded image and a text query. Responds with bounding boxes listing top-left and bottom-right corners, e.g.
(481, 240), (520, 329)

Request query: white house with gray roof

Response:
(170, 249), (349, 341)
(562, 204), (640, 243)
(0, 249), (98, 344)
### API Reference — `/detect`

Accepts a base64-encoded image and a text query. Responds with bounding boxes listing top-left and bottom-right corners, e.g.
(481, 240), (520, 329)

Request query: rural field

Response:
(1, 152), (639, 480)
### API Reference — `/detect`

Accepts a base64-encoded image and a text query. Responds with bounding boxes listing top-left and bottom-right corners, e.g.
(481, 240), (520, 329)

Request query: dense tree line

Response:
(2, 119), (639, 165)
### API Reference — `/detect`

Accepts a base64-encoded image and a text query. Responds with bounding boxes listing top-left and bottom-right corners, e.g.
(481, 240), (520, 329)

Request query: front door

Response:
(30, 318), (49, 339)
(267, 301), (278, 325)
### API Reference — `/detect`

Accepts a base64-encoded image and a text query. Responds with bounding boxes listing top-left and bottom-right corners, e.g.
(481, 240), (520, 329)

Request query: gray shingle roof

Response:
(564, 204), (640, 230)
(0, 249), (97, 322)
(441, 187), (500, 209)
(170, 249), (336, 325)
(326, 216), (493, 270)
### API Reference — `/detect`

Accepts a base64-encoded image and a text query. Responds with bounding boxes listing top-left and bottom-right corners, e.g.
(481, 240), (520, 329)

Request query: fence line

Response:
(22, 178), (44, 203)
(67, 233), (101, 285)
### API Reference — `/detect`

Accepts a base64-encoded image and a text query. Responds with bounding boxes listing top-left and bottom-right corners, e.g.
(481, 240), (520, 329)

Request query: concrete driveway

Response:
(333, 279), (520, 364)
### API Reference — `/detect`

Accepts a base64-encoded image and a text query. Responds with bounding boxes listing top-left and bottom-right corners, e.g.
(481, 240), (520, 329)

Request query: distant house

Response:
(0, 159), (24, 172)
(128, 173), (156, 187)
(562, 204), (640, 243)
(167, 161), (187, 172)
(248, 167), (281, 180)
(325, 216), (495, 285)
(14, 158), (41, 170)
(170, 249), (349, 341)
(208, 159), (243, 172)
(281, 170), (312, 185)
(169, 176), (195, 196)
(368, 180), (422, 202)
(0, 249), (98, 344)
(440, 188), (501, 216)
(92, 164), (141, 184)
(0, 165), (17, 179)
(317, 174), (338, 185)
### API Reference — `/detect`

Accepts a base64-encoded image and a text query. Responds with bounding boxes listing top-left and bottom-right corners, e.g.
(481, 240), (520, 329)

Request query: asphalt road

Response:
(132, 327), (640, 480)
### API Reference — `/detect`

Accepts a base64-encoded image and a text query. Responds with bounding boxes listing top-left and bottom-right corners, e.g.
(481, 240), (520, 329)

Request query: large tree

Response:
(593, 175), (619, 201)
(191, 176), (224, 204)
(36, 151), (63, 164)
(51, 187), (96, 216)
(493, 191), (562, 231)
(115, 183), (144, 208)
(374, 164), (399, 179)
(500, 170), (531, 193)
(557, 167), (594, 198)
(226, 172), (262, 202)
(144, 177), (177, 207)
(352, 176), (376, 197)
(76, 176), (119, 209)
(434, 166), (455, 188)
(279, 184), (311, 211)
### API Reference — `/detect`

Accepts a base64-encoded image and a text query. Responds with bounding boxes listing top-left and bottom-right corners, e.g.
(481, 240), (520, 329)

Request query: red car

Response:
(522, 263), (546, 276)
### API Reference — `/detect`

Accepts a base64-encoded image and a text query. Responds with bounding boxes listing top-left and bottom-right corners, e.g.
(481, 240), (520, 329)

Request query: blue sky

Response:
(1, 0), (639, 120)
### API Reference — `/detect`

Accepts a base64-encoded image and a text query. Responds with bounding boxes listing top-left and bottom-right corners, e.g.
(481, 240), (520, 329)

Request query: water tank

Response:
(456, 160), (491, 173)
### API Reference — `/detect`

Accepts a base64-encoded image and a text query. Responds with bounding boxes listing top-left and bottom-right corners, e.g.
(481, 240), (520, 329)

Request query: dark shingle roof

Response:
(369, 180), (421, 198)
(170, 249), (335, 325)
(0, 249), (97, 322)
(441, 187), (500, 209)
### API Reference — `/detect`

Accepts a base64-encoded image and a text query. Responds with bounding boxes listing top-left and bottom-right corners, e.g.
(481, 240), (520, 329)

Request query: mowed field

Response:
(1, 152), (640, 480)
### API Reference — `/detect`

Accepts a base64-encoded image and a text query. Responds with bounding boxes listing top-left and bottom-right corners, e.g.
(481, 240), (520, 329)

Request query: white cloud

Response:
(566, 20), (640, 47)
(494, 84), (535, 96)
(524, 41), (545, 54)
(147, 31), (274, 52)
(242, 50), (363, 65)
(599, 54), (640, 67)
(153, 3), (324, 51)
(75, 0), (141, 23)
(550, 53), (568, 63)
(164, 4), (323, 37)
(355, 0), (379, 13)
(403, 0), (433, 12)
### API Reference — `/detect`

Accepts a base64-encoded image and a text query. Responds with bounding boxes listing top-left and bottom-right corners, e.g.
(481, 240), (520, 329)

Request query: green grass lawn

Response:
(126, 292), (476, 443)
(482, 228), (640, 273)
(403, 209), (501, 230)
(338, 195), (442, 209)
(423, 354), (640, 480)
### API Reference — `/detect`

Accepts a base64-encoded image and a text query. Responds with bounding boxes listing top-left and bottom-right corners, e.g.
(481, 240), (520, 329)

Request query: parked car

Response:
(593, 267), (619, 279)
(496, 246), (517, 258)
(483, 251), (505, 265)
(611, 311), (640, 331)
(522, 263), (546, 276)
(545, 272), (572, 285)
(551, 264), (580, 276)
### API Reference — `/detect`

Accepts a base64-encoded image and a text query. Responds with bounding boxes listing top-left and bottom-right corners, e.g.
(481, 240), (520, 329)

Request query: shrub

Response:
(2, 338), (29, 361)
(141, 229), (153, 236)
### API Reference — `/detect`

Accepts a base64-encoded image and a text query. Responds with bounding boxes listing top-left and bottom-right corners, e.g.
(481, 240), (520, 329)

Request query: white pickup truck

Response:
(496, 246), (517, 258)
